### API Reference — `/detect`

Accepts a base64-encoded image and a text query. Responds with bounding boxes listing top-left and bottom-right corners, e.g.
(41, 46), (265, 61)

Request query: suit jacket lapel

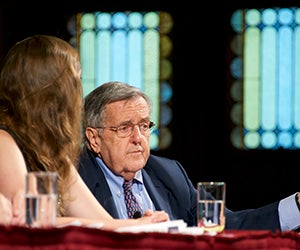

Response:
(142, 169), (174, 220)
(84, 148), (120, 218)
(96, 178), (119, 218)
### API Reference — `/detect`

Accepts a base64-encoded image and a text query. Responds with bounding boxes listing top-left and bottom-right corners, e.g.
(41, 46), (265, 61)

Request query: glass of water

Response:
(25, 171), (58, 228)
(197, 182), (226, 235)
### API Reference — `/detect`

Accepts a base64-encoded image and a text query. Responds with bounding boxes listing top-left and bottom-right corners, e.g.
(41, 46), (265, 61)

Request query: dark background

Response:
(0, 0), (299, 211)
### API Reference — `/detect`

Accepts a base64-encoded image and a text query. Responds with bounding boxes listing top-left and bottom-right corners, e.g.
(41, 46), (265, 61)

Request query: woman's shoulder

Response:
(0, 127), (26, 168)
(0, 126), (17, 143)
(0, 125), (24, 162)
(0, 126), (28, 200)
(0, 125), (23, 148)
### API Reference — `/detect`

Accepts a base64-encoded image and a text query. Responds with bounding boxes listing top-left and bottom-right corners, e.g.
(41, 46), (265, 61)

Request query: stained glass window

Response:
(229, 7), (300, 149)
(67, 11), (173, 150)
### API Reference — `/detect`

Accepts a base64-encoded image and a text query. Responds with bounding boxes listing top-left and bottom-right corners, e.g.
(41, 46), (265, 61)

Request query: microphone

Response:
(133, 211), (142, 219)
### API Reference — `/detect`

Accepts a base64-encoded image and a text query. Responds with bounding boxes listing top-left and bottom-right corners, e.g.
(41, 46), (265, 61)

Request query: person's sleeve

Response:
(279, 193), (300, 231)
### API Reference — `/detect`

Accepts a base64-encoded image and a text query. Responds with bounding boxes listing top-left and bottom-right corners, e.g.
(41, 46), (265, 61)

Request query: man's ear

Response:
(85, 128), (101, 153)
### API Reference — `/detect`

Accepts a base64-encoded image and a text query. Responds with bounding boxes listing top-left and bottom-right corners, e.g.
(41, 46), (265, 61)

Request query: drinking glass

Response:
(25, 171), (58, 228)
(197, 181), (226, 235)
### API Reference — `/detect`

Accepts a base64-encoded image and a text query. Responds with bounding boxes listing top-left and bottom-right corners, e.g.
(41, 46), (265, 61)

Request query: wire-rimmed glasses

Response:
(93, 121), (155, 138)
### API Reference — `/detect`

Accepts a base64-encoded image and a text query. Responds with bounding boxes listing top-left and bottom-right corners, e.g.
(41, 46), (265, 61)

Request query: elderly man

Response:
(78, 81), (300, 231)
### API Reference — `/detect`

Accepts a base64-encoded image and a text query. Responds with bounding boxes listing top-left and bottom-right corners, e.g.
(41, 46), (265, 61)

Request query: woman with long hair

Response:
(0, 35), (168, 229)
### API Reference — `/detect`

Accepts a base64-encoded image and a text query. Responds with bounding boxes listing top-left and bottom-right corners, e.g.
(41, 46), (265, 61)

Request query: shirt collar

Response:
(95, 156), (143, 185)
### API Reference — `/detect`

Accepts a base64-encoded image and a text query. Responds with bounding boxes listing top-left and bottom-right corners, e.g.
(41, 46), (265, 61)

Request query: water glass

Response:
(25, 171), (58, 228)
(197, 181), (226, 234)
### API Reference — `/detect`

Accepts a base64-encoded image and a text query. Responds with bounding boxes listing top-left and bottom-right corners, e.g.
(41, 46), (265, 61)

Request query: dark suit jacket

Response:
(78, 146), (281, 231)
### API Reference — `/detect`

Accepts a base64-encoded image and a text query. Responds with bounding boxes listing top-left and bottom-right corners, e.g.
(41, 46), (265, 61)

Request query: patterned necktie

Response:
(123, 180), (142, 219)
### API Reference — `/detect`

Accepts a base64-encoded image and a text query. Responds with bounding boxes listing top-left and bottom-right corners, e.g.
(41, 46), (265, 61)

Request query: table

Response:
(0, 225), (299, 249)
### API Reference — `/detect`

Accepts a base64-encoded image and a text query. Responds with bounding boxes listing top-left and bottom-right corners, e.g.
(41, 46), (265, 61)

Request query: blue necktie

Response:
(123, 180), (142, 218)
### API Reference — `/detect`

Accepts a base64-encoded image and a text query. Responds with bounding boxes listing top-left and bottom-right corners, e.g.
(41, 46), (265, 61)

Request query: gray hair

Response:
(82, 81), (152, 145)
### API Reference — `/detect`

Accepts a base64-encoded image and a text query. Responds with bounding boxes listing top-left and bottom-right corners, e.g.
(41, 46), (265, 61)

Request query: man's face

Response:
(97, 96), (151, 179)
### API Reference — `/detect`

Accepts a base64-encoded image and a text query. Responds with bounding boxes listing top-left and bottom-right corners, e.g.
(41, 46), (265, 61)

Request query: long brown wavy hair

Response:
(0, 35), (83, 215)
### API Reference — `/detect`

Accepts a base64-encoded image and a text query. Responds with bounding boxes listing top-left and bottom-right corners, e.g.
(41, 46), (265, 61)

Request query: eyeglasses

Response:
(94, 121), (155, 138)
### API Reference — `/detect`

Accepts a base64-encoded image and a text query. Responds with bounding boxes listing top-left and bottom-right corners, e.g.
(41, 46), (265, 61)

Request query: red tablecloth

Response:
(0, 225), (299, 249)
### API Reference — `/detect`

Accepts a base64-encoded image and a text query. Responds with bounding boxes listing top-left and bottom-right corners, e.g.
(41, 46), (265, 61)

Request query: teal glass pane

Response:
(229, 7), (300, 150)
(69, 11), (174, 151)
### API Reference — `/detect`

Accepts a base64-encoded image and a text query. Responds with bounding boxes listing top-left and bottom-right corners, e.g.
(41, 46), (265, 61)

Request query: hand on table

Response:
(140, 209), (169, 223)
(0, 191), (25, 226)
